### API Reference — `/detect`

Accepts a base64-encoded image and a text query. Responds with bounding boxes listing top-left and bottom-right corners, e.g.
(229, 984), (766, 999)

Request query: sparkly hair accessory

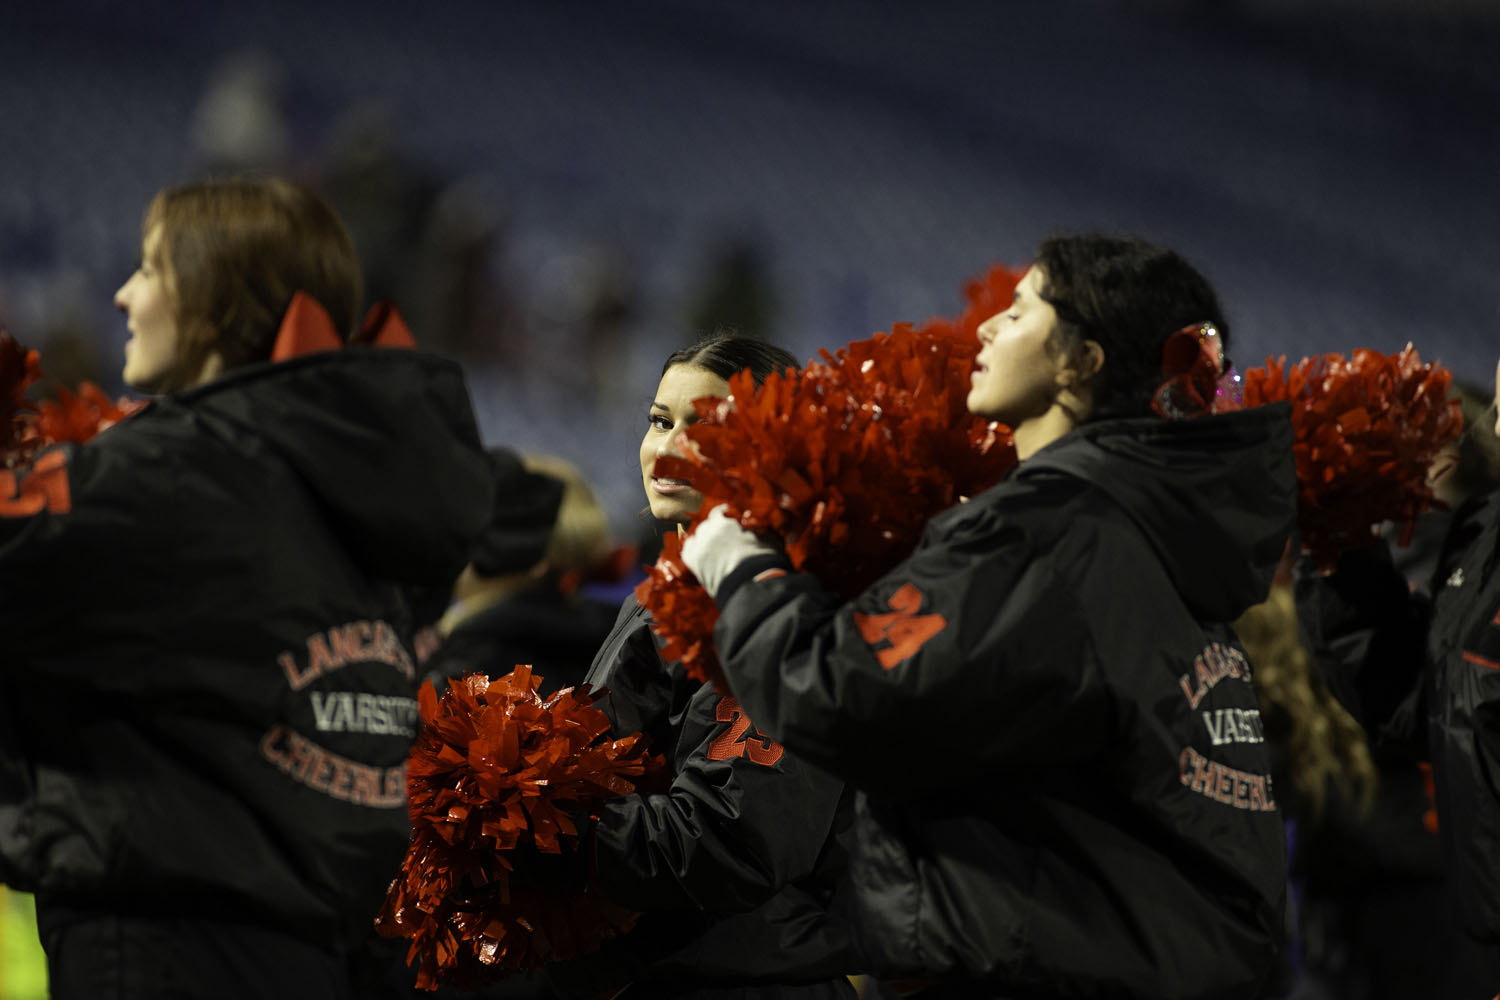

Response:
(1152, 322), (1239, 419)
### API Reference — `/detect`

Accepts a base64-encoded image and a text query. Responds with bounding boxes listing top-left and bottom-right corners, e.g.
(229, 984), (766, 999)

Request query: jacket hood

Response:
(1020, 403), (1296, 620)
(179, 347), (494, 587)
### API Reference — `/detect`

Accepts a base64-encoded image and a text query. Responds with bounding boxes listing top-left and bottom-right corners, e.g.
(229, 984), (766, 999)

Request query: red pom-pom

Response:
(637, 265), (1023, 690)
(2, 332), (144, 469)
(1, 331), (43, 467)
(34, 382), (145, 445)
(376, 666), (664, 990)
(634, 532), (728, 690)
(1242, 344), (1462, 572)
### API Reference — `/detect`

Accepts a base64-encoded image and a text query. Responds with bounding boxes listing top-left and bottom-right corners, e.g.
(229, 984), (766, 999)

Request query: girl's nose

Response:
(977, 313), (1000, 344)
(659, 426), (683, 457)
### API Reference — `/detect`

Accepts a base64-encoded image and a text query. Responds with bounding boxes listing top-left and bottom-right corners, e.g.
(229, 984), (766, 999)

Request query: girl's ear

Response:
(1071, 340), (1105, 384)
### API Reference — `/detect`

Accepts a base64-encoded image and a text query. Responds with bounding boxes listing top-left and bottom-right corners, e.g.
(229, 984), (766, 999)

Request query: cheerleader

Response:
(1295, 368), (1500, 986)
(0, 178), (492, 999)
(682, 236), (1297, 999)
(542, 333), (858, 1000)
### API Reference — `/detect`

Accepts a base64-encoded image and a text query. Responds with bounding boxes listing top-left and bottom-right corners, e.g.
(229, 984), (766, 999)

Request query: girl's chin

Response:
(650, 496), (702, 524)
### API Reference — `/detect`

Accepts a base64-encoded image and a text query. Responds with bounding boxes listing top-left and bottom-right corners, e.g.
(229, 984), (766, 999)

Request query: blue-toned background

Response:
(2, 0), (1496, 535)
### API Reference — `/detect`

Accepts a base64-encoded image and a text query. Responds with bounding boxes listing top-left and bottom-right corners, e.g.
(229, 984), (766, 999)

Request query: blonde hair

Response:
(522, 454), (612, 584)
(1235, 581), (1378, 823)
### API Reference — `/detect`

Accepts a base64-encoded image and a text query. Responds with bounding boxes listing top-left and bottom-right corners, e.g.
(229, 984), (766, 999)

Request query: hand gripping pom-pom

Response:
(1241, 345), (1462, 573)
(636, 265), (1024, 691)
(375, 666), (665, 990)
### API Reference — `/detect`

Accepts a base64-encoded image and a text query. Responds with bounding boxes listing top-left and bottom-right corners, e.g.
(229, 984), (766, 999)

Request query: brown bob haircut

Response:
(143, 177), (363, 375)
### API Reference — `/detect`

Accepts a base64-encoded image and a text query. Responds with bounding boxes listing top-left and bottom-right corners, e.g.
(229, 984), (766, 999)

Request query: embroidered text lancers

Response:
(1178, 641), (1252, 710)
(277, 619), (415, 690)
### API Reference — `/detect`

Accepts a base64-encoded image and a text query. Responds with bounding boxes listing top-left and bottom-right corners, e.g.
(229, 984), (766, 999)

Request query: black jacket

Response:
(1298, 490), (1500, 948)
(543, 595), (857, 999)
(709, 407), (1297, 1000)
(422, 588), (619, 698)
(0, 346), (492, 953)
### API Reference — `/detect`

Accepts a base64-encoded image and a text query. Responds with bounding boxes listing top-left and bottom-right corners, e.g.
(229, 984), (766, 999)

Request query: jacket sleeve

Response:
(0, 441), (180, 656)
(0, 448), (75, 573)
(590, 675), (848, 916)
(708, 489), (1113, 798)
(1293, 540), (1429, 751)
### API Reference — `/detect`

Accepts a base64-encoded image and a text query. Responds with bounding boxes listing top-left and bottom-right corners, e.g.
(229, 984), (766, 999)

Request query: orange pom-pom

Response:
(1242, 344), (1462, 572)
(376, 667), (664, 989)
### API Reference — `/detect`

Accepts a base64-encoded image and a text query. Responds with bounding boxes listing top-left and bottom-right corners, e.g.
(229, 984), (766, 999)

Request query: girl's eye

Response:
(648, 414), (672, 431)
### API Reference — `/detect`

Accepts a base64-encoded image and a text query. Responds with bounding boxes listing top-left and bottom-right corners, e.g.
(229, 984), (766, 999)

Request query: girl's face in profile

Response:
(640, 363), (730, 525)
(115, 225), (189, 394)
(1493, 358), (1500, 436)
(968, 266), (1066, 425)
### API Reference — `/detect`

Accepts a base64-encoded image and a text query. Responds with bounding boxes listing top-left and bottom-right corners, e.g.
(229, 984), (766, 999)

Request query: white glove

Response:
(680, 504), (780, 599)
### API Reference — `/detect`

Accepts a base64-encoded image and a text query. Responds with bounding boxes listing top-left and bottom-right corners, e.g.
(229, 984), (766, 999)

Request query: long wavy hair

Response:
(1235, 580), (1378, 823)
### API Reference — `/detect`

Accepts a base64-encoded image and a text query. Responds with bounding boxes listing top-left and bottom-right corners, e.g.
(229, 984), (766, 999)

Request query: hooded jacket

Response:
(0, 342), (492, 954)
(1297, 490), (1500, 951)
(708, 405), (1297, 999)
(542, 595), (857, 999)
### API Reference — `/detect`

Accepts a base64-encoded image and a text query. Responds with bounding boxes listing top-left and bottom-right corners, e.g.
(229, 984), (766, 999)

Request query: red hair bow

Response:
(270, 293), (416, 362)
(1152, 322), (1239, 419)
